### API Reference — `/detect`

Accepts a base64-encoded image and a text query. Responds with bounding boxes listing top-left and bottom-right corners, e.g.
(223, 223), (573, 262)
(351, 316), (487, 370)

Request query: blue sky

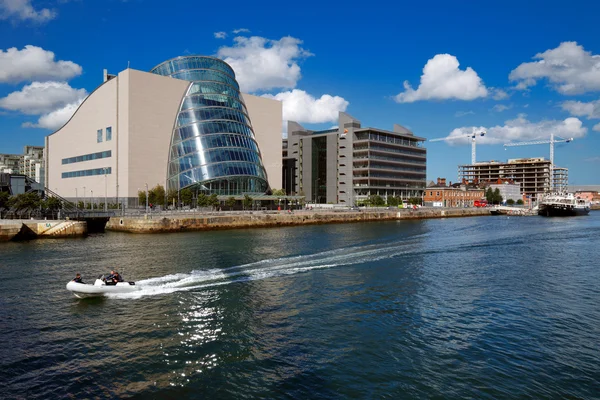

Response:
(1, 0), (599, 184)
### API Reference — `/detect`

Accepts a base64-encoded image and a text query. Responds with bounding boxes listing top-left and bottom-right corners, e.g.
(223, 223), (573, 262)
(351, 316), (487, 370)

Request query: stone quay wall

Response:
(0, 220), (87, 242)
(106, 208), (492, 234)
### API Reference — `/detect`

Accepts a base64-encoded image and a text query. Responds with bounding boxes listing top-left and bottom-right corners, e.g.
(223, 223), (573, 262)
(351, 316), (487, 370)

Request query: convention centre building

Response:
(45, 56), (282, 206)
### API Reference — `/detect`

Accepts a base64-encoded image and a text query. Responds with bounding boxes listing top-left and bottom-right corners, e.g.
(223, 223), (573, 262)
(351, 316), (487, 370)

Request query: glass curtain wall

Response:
(151, 56), (269, 195)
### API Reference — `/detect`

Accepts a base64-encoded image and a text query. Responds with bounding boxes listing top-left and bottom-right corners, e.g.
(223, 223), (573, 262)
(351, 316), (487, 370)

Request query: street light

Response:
(91, 190), (93, 210)
(83, 186), (86, 209)
(104, 168), (108, 212)
(145, 183), (149, 214)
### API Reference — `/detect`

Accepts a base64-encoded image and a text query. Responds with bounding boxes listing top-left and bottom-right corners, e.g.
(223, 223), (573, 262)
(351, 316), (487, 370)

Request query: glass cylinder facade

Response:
(151, 56), (269, 195)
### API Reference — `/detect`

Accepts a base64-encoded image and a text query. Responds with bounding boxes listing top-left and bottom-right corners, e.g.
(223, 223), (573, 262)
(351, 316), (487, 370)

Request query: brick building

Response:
(423, 178), (485, 207)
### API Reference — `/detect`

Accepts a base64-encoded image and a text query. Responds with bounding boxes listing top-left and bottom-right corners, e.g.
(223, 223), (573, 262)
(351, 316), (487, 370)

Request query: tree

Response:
(151, 185), (166, 206)
(485, 187), (494, 203)
(387, 196), (399, 207)
(12, 192), (41, 217)
(493, 188), (502, 205)
(208, 193), (219, 209)
(272, 188), (286, 196)
(367, 194), (385, 207)
(138, 190), (146, 207)
(243, 194), (253, 210)
(516, 199), (524, 205)
(197, 193), (208, 207)
(0, 191), (10, 210)
(506, 199), (515, 205)
(180, 188), (193, 205)
(408, 197), (421, 205)
(167, 189), (177, 207)
(226, 196), (236, 210)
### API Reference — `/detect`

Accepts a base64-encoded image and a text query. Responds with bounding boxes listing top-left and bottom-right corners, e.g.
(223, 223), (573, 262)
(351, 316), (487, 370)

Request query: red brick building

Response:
(423, 178), (485, 207)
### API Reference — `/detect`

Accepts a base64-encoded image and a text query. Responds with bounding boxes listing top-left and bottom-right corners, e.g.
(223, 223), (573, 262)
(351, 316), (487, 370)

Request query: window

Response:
(106, 127), (112, 141)
(97, 129), (103, 143)
(62, 167), (111, 179)
(62, 150), (111, 164)
(436, 191), (440, 196)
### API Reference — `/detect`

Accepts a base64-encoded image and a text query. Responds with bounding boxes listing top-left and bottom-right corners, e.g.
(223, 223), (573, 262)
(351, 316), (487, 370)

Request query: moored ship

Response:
(538, 193), (590, 217)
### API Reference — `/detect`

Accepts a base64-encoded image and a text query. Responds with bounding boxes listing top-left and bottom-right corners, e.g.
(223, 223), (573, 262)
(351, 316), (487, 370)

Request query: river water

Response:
(1, 213), (599, 399)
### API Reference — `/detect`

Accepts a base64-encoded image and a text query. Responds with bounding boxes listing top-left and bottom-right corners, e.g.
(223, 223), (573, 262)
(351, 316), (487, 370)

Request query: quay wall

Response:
(106, 208), (492, 234)
(0, 220), (87, 241)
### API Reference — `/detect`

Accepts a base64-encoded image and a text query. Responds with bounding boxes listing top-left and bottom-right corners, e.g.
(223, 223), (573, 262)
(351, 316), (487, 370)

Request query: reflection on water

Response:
(1, 214), (600, 398)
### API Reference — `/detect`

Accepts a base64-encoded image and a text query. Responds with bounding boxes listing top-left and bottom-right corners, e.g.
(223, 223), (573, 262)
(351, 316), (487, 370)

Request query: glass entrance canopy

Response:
(151, 56), (269, 195)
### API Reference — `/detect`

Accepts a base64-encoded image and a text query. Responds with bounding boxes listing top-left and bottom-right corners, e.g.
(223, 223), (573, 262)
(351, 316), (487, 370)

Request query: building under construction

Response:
(458, 157), (568, 201)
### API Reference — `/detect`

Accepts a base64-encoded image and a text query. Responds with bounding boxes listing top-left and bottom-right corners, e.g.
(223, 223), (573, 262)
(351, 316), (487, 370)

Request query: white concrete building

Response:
(46, 57), (282, 206)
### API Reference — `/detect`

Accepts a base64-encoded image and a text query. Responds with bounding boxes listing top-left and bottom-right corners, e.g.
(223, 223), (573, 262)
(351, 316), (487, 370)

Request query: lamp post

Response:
(91, 190), (93, 210)
(104, 168), (108, 212)
(83, 186), (86, 209)
(145, 183), (149, 214)
(75, 187), (78, 217)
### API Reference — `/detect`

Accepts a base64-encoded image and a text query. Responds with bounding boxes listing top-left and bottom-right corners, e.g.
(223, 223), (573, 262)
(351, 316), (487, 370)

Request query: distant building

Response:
(0, 153), (22, 174)
(487, 182), (521, 203)
(284, 112), (427, 205)
(458, 157), (568, 202)
(423, 178), (485, 207)
(0, 146), (45, 186)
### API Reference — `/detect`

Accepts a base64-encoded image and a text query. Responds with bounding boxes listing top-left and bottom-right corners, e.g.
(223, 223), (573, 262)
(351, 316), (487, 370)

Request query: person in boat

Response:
(72, 273), (85, 284)
(113, 271), (124, 283)
(105, 270), (124, 284)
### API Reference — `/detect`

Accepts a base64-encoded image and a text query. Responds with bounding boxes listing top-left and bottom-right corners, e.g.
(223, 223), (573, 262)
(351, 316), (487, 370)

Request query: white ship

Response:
(538, 193), (590, 217)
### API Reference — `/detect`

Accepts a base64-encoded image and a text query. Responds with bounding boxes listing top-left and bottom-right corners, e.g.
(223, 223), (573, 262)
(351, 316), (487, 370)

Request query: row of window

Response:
(172, 162), (267, 188)
(354, 164), (426, 173)
(171, 134), (260, 159)
(175, 121), (254, 142)
(177, 108), (251, 127)
(188, 81), (239, 99)
(355, 132), (423, 147)
(171, 70), (240, 90)
(354, 145), (426, 158)
(353, 154), (427, 166)
(169, 148), (263, 174)
(151, 57), (235, 80)
(97, 127), (112, 143)
(181, 94), (248, 115)
(62, 167), (111, 179)
(354, 172), (426, 180)
(62, 150), (111, 165)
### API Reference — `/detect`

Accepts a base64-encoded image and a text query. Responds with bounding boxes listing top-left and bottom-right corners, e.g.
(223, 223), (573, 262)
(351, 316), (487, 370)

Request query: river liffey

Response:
(1, 213), (599, 399)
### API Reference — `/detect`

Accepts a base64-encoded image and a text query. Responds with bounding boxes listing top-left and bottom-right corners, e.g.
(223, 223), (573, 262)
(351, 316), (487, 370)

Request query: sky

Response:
(1, 0), (600, 184)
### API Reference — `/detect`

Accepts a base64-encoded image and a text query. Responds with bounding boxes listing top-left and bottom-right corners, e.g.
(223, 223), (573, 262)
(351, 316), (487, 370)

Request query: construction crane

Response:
(503, 133), (573, 192)
(429, 130), (486, 165)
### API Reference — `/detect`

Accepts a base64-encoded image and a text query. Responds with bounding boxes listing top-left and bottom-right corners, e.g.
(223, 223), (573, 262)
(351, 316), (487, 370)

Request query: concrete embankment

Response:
(0, 220), (87, 242)
(106, 208), (491, 234)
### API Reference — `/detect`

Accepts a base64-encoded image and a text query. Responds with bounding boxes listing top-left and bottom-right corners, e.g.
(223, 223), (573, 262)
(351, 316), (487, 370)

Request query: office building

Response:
(46, 56), (282, 205)
(458, 157), (568, 201)
(284, 112), (427, 205)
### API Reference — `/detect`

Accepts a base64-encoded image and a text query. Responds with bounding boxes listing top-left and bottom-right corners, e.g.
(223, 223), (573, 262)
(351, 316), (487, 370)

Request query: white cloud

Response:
(584, 156), (600, 162)
(263, 89), (348, 124)
(217, 35), (313, 92)
(491, 88), (509, 100)
(455, 110), (474, 117)
(214, 31), (227, 39)
(22, 100), (84, 130)
(232, 28), (250, 34)
(0, 45), (82, 83)
(394, 54), (488, 103)
(593, 123), (600, 132)
(492, 104), (512, 112)
(0, 81), (87, 115)
(442, 116), (587, 146)
(509, 42), (600, 95)
(0, 0), (56, 23)
(561, 99), (600, 119)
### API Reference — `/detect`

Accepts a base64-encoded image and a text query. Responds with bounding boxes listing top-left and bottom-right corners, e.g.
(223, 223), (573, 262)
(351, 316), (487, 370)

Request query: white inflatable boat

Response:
(66, 276), (138, 298)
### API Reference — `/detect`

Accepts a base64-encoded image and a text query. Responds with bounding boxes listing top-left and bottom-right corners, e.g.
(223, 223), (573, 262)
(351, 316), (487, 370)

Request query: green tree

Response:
(493, 188), (502, 204)
(167, 189), (177, 207)
(506, 199), (515, 205)
(208, 193), (219, 209)
(243, 194), (253, 210)
(485, 187), (494, 203)
(409, 197), (421, 205)
(197, 193), (208, 207)
(226, 196), (236, 210)
(516, 199), (524, 205)
(0, 191), (10, 210)
(12, 192), (41, 216)
(367, 194), (385, 207)
(180, 188), (193, 205)
(272, 188), (286, 196)
(387, 196), (399, 207)
(138, 190), (146, 207)
(151, 185), (166, 206)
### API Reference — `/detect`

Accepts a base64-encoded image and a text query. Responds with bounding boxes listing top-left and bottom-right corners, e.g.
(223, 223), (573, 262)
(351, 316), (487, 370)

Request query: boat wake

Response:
(107, 239), (423, 299)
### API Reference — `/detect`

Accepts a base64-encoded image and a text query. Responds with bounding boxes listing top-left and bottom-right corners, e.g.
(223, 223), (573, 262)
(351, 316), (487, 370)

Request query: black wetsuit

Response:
(73, 277), (84, 284)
